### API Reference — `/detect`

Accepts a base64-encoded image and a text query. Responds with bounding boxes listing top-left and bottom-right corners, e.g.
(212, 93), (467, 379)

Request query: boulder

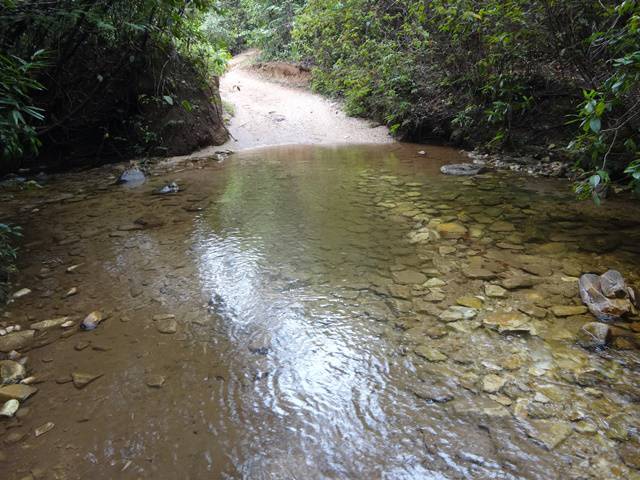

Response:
(440, 163), (486, 176)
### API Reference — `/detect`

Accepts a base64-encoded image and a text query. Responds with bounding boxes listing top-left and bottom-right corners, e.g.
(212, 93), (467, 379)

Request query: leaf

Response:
(589, 117), (601, 133)
(163, 95), (174, 106)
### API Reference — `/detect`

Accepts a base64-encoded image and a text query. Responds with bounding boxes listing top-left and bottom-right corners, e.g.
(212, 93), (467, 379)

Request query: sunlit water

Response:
(2, 144), (640, 479)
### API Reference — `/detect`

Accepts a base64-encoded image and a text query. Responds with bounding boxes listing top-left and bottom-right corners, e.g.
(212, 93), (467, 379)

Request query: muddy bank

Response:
(1, 144), (640, 478)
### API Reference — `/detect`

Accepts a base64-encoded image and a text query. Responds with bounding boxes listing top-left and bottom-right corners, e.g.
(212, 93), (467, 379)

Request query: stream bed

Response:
(1, 144), (639, 479)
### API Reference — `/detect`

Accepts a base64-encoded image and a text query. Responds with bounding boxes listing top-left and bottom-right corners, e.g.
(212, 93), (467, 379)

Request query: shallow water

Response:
(1, 144), (640, 479)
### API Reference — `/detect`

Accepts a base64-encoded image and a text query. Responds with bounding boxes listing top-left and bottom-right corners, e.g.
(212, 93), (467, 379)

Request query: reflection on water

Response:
(2, 144), (640, 479)
(187, 145), (640, 478)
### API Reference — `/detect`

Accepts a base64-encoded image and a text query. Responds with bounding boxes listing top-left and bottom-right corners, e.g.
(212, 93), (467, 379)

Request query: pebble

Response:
(0, 399), (19, 417)
(156, 318), (178, 334)
(439, 306), (477, 322)
(12, 288), (32, 299)
(145, 374), (166, 388)
(485, 284), (507, 298)
(63, 287), (78, 298)
(414, 346), (448, 362)
(482, 374), (506, 393)
(456, 296), (483, 309)
(71, 372), (102, 389)
(34, 422), (55, 437)
(0, 360), (26, 384)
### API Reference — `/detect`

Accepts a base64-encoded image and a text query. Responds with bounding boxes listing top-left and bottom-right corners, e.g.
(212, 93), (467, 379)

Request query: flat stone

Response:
(439, 306), (477, 322)
(0, 360), (26, 384)
(0, 384), (37, 401)
(34, 422), (55, 437)
(71, 372), (102, 389)
(456, 296), (483, 309)
(440, 163), (486, 176)
(551, 305), (588, 317)
(392, 270), (427, 285)
(156, 318), (178, 334)
(30, 317), (71, 331)
(436, 222), (468, 239)
(414, 346), (448, 362)
(411, 382), (454, 403)
(0, 399), (19, 417)
(489, 221), (515, 232)
(482, 374), (506, 393)
(485, 284), (507, 298)
(424, 278), (446, 288)
(501, 275), (542, 290)
(577, 322), (611, 349)
(12, 288), (31, 299)
(483, 311), (536, 335)
(525, 419), (573, 450)
(145, 374), (166, 388)
(0, 330), (35, 353)
(463, 267), (496, 280)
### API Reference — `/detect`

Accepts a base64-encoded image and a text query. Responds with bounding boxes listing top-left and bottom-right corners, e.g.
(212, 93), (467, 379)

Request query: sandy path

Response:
(199, 51), (392, 154)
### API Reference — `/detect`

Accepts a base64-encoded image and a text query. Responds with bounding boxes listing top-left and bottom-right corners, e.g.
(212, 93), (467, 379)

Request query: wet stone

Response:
(551, 305), (588, 317)
(157, 318), (178, 334)
(0, 384), (37, 401)
(619, 442), (640, 470)
(0, 360), (26, 384)
(463, 267), (496, 280)
(34, 422), (55, 437)
(414, 346), (448, 362)
(0, 399), (19, 417)
(146, 375), (166, 388)
(485, 284), (507, 298)
(71, 372), (102, 389)
(411, 382), (454, 403)
(482, 374), (506, 393)
(439, 306), (477, 323)
(392, 270), (427, 285)
(0, 330), (35, 353)
(577, 322), (611, 349)
(525, 419), (573, 450)
(456, 296), (483, 309)
(436, 222), (468, 239)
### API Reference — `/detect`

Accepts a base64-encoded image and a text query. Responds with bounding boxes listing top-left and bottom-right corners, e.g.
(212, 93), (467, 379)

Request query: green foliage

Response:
(0, 51), (46, 163)
(290, 0), (640, 200)
(0, 223), (21, 302)
(0, 0), (229, 166)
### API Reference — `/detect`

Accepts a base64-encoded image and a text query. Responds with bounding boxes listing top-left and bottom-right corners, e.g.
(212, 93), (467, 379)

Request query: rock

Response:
(485, 284), (507, 298)
(440, 163), (486, 176)
(30, 316), (71, 331)
(600, 270), (627, 298)
(456, 296), (483, 309)
(524, 419), (573, 450)
(153, 182), (180, 195)
(483, 311), (536, 335)
(4, 431), (26, 445)
(0, 360), (26, 384)
(551, 305), (588, 317)
(71, 372), (102, 389)
(501, 275), (541, 290)
(414, 346), (448, 362)
(482, 374), (506, 393)
(439, 306), (477, 322)
(134, 215), (165, 229)
(63, 287), (78, 298)
(34, 421), (55, 437)
(411, 382), (454, 403)
(145, 374), (166, 388)
(156, 318), (177, 334)
(579, 272), (634, 321)
(0, 330), (35, 353)
(424, 278), (446, 288)
(116, 167), (146, 186)
(0, 384), (37, 401)
(463, 267), (496, 280)
(81, 311), (104, 331)
(12, 288), (31, 299)
(619, 442), (640, 470)
(488, 221), (515, 232)
(436, 222), (468, 239)
(392, 270), (427, 285)
(0, 399), (19, 417)
(74, 341), (90, 351)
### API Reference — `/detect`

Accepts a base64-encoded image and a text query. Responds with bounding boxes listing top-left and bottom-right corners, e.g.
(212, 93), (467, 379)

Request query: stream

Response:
(1, 144), (640, 479)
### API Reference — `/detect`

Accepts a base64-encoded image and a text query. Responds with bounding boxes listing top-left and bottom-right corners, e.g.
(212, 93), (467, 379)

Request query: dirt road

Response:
(203, 51), (392, 153)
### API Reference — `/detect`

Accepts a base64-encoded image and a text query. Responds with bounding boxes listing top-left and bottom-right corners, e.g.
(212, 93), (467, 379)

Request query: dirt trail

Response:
(199, 50), (392, 154)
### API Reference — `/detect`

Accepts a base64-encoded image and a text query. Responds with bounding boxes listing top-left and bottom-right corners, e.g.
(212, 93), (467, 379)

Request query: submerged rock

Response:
(483, 311), (536, 335)
(579, 271), (635, 321)
(0, 384), (37, 401)
(440, 163), (486, 176)
(71, 372), (102, 389)
(0, 360), (26, 385)
(153, 182), (180, 195)
(414, 346), (448, 362)
(0, 399), (19, 418)
(577, 322), (611, 349)
(116, 167), (146, 186)
(524, 419), (573, 450)
(0, 330), (35, 353)
(436, 222), (468, 239)
(81, 311), (104, 330)
(550, 305), (588, 317)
